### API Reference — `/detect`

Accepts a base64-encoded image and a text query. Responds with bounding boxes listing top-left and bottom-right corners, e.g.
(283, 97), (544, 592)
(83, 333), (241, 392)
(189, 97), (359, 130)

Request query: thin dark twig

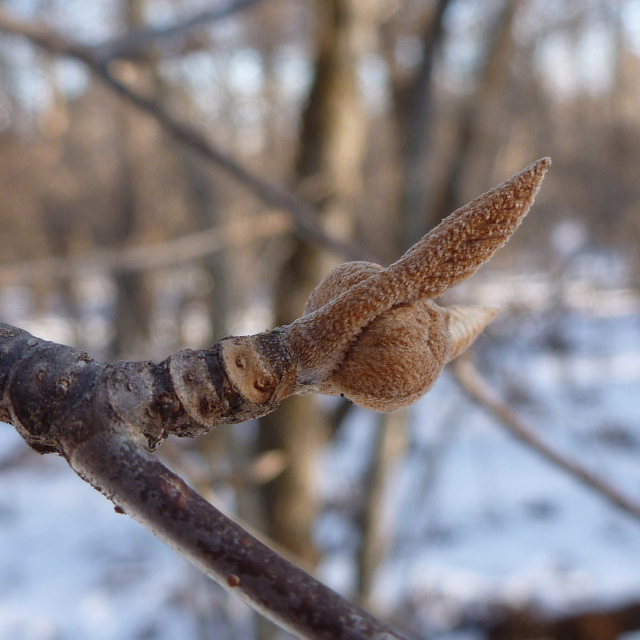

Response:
(452, 357), (640, 521)
(0, 320), (410, 639)
(0, 8), (374, 263)
(90, 0), (267, 63)
(72, 432), (409, 640)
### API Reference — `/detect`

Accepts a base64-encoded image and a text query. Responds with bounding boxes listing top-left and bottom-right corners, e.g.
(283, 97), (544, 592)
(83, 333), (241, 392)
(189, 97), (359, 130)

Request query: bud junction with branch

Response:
(0, 159), (550, 640)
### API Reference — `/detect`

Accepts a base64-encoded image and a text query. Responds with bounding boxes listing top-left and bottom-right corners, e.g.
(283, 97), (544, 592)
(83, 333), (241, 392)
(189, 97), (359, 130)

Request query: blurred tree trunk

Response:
(109, 0), (201, 360)
(356, 409), (407, 609)
(392, 0), (454, 248)
(259, 0), (377, 565)
(108, 0), (156, 360)
(431, 0), (524, 226)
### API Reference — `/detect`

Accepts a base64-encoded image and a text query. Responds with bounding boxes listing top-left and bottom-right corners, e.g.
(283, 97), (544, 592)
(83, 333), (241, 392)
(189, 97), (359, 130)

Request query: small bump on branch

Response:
(0, 159), (550, 640)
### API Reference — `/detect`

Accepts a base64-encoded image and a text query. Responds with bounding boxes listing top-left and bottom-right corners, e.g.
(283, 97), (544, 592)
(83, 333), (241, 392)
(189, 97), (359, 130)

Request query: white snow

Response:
(2, 272), (640, 638)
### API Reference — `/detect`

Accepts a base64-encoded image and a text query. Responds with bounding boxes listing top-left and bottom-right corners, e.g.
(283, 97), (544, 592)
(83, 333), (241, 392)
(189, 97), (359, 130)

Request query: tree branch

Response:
(0, 8), (373, 263)
(75, 432), (408, 640)
(89, 0), (267, 63)
(452, 357), (640, 521)
(0, 211), (291, 285)
(0, 322), (409, 640)
(0, 162), (549, 637)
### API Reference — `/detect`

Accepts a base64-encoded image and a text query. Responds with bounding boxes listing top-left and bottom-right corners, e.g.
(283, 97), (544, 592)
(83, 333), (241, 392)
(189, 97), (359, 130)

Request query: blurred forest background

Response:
(1, 0), (640, 639)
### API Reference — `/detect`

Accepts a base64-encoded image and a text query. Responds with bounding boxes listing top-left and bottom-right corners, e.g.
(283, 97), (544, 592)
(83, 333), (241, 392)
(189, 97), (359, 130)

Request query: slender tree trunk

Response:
(396, 0), (454, 248)
(431, 0), (524, 227)
(259, 0), (377, 565)
(108, 0), (156, 360)
(356, 410), (407, 609)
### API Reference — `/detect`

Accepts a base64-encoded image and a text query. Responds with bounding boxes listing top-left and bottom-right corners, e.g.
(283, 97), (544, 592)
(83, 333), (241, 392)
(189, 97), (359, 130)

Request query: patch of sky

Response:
(225, 48), (264, 97)
(52, 0), (119, 44)
(5, 43), (52, 116)
(576, 23), (616, 94)
(438, 0), (502, 94)
(144, 0), (177, 28)
(273, 45), (313, 105)
(206, 12), (243, 47)
(438, 33), (482, 95)
(168, 51), (223, 115)
(317, 551), (357, 598)
(536, 21), (616, 99)
(3, 0), (41, 19)
(623, 0), (640, 55)
(54, 58), (89, 100)
(358, 54), (390, 114)
(536, 31), (579, 98)
(514, 0), (579, 47)
(551, 219), (588, 258)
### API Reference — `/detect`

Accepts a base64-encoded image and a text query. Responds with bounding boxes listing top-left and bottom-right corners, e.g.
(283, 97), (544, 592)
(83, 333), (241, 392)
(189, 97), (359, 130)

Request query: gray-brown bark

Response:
(0, 321), (407, 640)
(259, 0), (379, 564)
(0, 160), (549, 638)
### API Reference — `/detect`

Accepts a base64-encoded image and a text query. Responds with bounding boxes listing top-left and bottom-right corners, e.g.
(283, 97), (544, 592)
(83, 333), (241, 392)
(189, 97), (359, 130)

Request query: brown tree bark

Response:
(431, 0), (525, 229)
(259, 0), (378, 565)
(393, 0), (455, 248)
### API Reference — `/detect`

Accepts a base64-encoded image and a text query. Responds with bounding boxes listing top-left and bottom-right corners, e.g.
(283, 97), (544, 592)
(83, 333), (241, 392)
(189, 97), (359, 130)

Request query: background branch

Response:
(452, 357), (640, 521)
(90, 0), (267, 63)
(0, 8), (374, 263)
(0, 211), (291, 285)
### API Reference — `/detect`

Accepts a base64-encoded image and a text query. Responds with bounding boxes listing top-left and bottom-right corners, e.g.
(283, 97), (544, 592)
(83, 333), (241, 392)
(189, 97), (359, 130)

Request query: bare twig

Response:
(452, 357), (640, 521)
(0, 211), (291, 285)
(0, 322), (410, 640)
(0, 161), (550, 638)
(0, 8), (373, 263)
(90, 0), (266, 63)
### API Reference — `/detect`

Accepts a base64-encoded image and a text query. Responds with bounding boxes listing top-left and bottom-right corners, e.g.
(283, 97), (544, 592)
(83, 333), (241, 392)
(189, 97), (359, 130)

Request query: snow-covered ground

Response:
(1, 272), (640, 639)
(317, 278), (640, 638)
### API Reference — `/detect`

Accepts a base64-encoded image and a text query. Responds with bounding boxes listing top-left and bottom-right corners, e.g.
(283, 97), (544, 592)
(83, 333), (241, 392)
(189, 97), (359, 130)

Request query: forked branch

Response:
(0, 161), (549, 639)
(89, 0), (267, 63)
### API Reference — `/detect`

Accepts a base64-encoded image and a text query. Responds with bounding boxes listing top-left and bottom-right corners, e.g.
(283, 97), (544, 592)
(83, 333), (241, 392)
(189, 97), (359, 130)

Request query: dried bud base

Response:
(272, 158), (548, 412)
(0, 158), (551, 640)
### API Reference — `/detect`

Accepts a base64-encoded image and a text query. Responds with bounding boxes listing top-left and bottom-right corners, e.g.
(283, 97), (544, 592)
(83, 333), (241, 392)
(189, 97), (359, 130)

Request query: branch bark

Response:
(0, 322), (409, 640)
(89, 0), (267, 63)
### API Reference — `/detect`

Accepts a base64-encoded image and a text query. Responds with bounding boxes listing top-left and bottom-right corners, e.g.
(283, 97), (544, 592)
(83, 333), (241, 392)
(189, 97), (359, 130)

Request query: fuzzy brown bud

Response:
(282, 158), (551, 411)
